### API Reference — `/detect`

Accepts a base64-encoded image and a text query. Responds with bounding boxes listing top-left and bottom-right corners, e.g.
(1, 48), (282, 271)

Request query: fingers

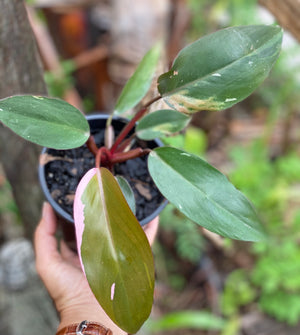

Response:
(144, 216), (159, 246)
(60, 240), (81, 268)
(34, 202), (61, 274)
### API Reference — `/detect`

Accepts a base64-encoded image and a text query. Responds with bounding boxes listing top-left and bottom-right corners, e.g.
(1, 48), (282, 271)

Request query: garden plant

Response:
(0, 25), (283, 333)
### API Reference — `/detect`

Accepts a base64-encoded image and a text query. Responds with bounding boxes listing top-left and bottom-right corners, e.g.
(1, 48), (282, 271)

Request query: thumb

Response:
(34, 202), (61, 274)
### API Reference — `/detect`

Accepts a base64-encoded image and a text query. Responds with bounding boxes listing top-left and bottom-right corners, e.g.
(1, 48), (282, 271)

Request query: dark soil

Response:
(43, 128), (164, 222)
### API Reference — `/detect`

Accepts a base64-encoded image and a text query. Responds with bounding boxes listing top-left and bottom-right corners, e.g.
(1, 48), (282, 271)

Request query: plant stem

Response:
(109, 94), (161, 154)
(86, 135), (98, 155)
(110, 107), (147, 154)
(114, 134), (136, 153)
(111, 148), (151, 164)
(143, 95), (161, 108)
(95, 147), (112, 168)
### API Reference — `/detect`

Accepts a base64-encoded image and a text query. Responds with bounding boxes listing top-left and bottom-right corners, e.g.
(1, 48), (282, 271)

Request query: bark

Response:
(0, 0), (47, 240)
(259, 0), (300, 42)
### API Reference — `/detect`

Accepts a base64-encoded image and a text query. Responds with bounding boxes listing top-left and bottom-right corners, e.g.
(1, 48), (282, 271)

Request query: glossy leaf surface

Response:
(114, 43), (161, 115)
(74, 168), (154, 334)
(136, 109), (190, 140)
(158, 25), (282, 114)
(148, 147), (265, 241)
(116, 175), (136, 215)
(0, 95), (90, 149)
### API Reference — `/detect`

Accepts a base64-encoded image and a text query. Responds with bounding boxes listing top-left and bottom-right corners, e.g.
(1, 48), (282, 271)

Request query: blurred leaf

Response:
(221, 316), (240, 335)
(77, 168), (154, 334)
(148, 147), (265, 241)
(115, 175), (136, 215)
(259, 291), (300, 325)
(0, 95), (89, 149)
(158, 25), (283, 114)
(146, 310), (226, 332)
(44, 60), (76, 98)
(184, 126), (207, 155)
(114, 43), (161, 115)
(162, 133), (185, 148)
(160, 204), (204, 264)
(136, 109), (190, 140)
(222, 269), (256, 316)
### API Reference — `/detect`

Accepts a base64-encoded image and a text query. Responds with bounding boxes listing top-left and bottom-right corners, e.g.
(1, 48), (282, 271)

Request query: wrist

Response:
(56, 321), (112, 335)
(58, 306), (127, 335)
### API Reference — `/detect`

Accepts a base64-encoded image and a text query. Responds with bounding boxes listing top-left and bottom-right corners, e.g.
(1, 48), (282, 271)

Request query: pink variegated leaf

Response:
(73, 167), (155, 334)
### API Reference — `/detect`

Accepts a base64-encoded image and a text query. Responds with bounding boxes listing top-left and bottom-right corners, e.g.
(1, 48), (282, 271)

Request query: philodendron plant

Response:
(0, 25), (282, 333)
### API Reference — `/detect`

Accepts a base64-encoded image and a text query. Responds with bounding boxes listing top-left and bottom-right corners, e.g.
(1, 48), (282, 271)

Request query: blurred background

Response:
(0, 0), (300, 334)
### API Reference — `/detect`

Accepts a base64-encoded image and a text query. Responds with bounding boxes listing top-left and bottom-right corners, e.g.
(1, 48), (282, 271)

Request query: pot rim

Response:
(38, 113), (168, 226)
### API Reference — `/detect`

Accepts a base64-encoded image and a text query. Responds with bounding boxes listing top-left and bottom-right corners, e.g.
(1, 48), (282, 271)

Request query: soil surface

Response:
(43, 128), (165, 223)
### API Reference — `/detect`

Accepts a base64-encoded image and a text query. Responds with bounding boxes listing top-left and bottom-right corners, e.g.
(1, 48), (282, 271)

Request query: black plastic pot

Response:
(38, 114), (167, 250)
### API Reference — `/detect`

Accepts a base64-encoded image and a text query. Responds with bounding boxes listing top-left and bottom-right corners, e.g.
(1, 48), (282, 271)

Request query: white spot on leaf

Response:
(225, 98), (237, 102)
(180, 153), (191, 157)
(173, 70), (179, 75)
(0, 108), (3, 111)
(111, 283), (116, 300)
(212, 73), (221, 77)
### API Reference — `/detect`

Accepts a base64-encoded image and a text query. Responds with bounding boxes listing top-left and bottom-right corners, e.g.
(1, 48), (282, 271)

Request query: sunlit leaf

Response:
(136, 109), (190, 140)
(0, 95), (89, 149)
(148, 147), (265, 241)
(114, 43), (162, 115)
(158, 25), (283, 114)
(116, 175), (136, 215)
(74, 168), (154, 334)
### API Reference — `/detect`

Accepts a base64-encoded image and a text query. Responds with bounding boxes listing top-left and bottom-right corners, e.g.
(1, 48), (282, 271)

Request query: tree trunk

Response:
(259, 0), (300, 42)
(0, 0), (47, 240)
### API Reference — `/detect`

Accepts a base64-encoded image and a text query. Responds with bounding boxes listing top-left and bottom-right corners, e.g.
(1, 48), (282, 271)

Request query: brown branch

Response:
(259, 0), (300, 43)
(71, 45), (109, 70)
(27, 5), (84, 110)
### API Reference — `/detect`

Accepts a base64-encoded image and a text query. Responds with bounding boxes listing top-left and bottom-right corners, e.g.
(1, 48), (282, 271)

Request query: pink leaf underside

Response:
(74, 167), (98, 270)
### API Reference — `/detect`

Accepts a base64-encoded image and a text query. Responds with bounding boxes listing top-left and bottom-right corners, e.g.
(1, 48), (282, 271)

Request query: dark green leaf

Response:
(80, 168), (154, 334)
(148, 147), (265, 241)
(136, 109), (190, 140)
(158, 25), (283, 114)
(114, 43), (161, 115)
(116, 175), (136, 215)
(0, 95), (89, 149)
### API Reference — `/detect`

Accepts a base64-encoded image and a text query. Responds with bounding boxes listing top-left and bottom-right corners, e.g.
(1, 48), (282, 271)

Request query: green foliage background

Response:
(152, 0), (300, 332)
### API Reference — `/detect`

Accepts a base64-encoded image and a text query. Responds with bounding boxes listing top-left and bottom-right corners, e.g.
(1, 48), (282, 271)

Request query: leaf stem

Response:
(95, 147), (112, 168)
(114, 134), (136, 153)
(111, 148), (151, 164)
(109, 94), (161, 154)
(86, 135), (98, 155)
(110, 108), (147, 154)
(143, 95), (161, 109)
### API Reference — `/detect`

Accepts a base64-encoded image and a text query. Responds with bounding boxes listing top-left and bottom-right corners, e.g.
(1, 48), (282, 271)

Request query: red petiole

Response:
(109, 107), (148, 154)
(110, 148), (151, 164)
(95, 147), (112, 169)
(88, 95), (161, 169)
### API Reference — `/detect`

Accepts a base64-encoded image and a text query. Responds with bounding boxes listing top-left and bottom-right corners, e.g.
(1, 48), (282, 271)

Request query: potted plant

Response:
(38, 113), (168, 250)
(0, 25), (282, 334)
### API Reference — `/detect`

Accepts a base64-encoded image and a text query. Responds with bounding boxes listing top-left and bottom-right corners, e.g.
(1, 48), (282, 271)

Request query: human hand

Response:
(34, 202), (159, 334)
